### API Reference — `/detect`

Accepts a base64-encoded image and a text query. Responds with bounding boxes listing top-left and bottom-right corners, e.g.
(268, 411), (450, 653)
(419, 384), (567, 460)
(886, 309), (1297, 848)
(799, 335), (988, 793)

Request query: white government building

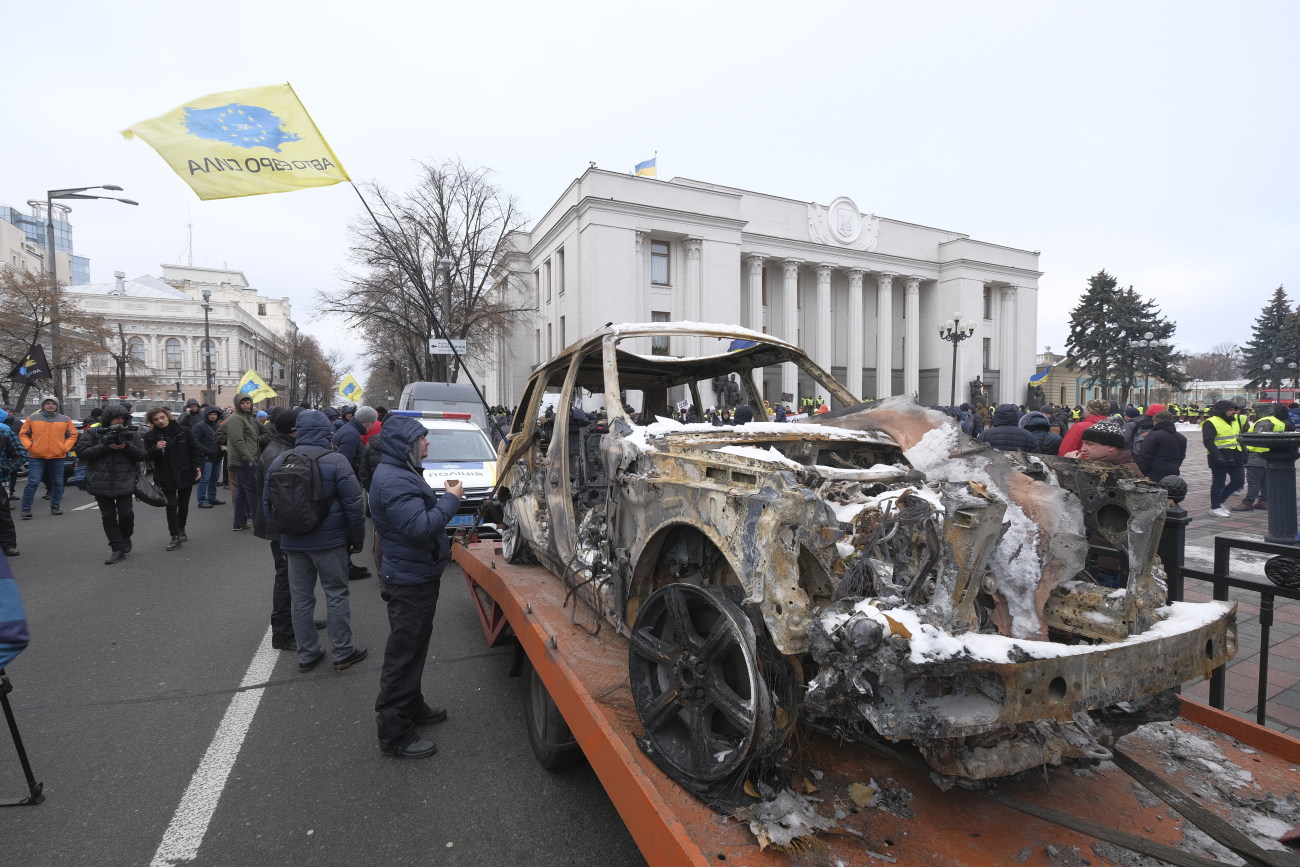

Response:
(496, 168), (1040, 410)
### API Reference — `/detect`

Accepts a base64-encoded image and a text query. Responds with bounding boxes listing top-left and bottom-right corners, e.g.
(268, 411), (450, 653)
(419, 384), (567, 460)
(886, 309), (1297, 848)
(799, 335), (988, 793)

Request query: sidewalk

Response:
(1151, 437), (1300, 735)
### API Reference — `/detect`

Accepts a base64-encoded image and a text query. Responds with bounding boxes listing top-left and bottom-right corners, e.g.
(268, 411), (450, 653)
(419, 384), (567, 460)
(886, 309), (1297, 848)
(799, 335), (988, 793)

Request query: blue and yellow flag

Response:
(337, 373), (363, 404)
(634, 157), (657, 178)
(123, 83), (350, 201)
(237, 369), (278, 403)
(1028, 365), (1052, 386)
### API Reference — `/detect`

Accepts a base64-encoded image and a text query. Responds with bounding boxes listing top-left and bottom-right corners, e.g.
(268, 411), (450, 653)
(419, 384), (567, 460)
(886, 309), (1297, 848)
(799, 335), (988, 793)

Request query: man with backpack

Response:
(262, 410), (367, 674)
(0, 409), (27, 557)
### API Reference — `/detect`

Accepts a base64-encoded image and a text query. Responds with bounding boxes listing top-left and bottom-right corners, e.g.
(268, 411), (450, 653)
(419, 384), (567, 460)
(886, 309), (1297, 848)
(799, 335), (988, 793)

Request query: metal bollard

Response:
(1239, 431), (1300, 546)
(1157, 476), (1190, 603)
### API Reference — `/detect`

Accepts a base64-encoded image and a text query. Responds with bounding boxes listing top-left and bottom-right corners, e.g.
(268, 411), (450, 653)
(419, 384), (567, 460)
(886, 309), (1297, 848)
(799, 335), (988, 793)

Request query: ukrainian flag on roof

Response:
(634, 157), (656, 178)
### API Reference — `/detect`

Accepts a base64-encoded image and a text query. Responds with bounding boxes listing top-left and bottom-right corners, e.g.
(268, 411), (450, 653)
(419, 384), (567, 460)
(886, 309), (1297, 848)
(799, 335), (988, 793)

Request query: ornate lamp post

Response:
(1128, 331), (1167, 406)
(43, 185), (137, 399)
(937, 313), (976, 407)
(201, 289), (214, 405)
(1262, 356), (1298, 401)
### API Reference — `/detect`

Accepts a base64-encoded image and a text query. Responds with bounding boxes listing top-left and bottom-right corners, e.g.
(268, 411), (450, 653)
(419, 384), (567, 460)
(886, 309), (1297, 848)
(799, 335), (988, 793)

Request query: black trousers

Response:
(163, 484), (194, 536)
(97, 494), (135, 552)
(270, 540), (293, 645)
(0, 481), (15, 548)
(375, 579), (441, 750)
(232, 463), (256, 527)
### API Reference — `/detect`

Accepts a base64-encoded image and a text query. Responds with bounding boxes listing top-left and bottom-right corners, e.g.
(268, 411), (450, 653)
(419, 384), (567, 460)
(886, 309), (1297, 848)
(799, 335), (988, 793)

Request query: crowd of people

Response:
(0, 396), (461, 760)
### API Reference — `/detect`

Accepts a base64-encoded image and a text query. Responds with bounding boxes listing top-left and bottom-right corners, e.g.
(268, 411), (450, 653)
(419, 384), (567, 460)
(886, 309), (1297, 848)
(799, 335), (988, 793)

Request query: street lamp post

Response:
(201, 289), (214, 406)
(1128, 331), (1167, 407)
(43, 185), (138, 400)
(937, 312), (977, 407)
(1261, 357), (1298, 401)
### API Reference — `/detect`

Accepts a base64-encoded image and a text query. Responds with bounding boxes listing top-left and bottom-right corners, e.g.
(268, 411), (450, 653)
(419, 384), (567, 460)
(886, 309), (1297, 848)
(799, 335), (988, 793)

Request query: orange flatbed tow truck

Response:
(454, 540), (1300, 867)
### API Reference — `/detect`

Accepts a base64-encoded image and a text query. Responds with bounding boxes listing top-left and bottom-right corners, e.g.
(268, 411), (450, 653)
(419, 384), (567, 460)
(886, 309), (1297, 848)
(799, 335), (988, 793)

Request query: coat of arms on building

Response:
(808, 196), (880, 251)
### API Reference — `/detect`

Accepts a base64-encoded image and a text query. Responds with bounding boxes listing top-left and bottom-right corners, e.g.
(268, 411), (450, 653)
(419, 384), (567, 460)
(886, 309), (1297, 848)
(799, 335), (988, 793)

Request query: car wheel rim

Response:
(501, 500), (522, 561)
(628, 583), (768, 783)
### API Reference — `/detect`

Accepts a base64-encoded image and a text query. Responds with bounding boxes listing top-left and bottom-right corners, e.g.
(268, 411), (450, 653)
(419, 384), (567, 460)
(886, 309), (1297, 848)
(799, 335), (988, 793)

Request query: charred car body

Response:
(490, 323), (1235, 797)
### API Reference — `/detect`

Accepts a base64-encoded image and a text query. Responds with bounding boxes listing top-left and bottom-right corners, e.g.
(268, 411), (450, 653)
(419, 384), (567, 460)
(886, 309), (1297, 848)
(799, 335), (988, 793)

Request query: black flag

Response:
(8, 343), (51, 385)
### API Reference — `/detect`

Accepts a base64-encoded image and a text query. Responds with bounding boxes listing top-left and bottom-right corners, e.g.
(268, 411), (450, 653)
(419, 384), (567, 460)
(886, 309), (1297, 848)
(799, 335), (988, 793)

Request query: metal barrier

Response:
(1176, 535), (1300, 726)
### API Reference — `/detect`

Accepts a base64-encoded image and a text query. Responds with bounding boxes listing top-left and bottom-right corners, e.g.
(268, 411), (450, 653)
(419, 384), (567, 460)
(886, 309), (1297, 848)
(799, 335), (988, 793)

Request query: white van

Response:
(397, 382), (487, 434)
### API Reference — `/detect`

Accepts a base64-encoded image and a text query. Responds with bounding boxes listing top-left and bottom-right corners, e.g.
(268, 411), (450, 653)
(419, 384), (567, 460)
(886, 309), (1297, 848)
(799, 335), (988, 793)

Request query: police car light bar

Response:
(390, 410), (474, 420)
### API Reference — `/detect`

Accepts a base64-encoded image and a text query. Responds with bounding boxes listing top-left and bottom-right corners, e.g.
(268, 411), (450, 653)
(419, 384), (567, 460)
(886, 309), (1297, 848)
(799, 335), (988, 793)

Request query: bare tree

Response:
(1183, 342), (1243, 381)
(0, 269), (109, 411)
(319, 158), (533, 388)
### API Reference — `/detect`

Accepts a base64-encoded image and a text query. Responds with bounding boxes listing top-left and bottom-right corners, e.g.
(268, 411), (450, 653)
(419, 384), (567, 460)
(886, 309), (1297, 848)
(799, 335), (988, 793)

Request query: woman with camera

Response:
(144, 408), (203, 551)
(76, 404), (147, 565)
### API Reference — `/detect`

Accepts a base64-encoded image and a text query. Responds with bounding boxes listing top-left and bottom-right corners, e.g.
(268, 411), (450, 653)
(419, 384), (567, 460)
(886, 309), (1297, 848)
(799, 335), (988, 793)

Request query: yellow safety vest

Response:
(1206, 416), (1242, 454)
(1246, 416), (1281, 453)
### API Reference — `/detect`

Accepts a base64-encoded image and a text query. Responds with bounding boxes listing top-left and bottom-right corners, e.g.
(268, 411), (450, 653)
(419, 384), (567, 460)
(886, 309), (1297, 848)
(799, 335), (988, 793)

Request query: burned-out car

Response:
(491, 322), (1235, 797)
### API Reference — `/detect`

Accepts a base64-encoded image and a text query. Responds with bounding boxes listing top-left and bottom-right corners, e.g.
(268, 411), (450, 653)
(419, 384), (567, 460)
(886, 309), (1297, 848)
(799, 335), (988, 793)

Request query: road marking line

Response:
(150, 628), (278, 867)
(72, 502), (99, 511)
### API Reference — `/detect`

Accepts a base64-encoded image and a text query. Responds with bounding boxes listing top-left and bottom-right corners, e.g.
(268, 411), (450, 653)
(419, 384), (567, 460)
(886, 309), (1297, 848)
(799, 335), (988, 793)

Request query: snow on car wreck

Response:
(488, 322), (1236, 800)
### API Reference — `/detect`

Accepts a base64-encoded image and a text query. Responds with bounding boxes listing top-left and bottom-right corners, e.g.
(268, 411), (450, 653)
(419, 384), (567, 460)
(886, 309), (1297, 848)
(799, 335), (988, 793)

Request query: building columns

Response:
(904, 276), (921, 397)
(745, 255), (765, 337)
(781, 260), (802, 403)
(875, 273), (896, 397)
(815, 264), (833, 374)
(847, 269), (865, 397)
(999, 285), (1018, 403)
(634, 231), (649, 325)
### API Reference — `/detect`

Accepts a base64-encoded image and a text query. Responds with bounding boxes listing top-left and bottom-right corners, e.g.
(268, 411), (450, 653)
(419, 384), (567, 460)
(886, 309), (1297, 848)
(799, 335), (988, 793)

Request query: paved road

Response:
(2, 483), (643, 866)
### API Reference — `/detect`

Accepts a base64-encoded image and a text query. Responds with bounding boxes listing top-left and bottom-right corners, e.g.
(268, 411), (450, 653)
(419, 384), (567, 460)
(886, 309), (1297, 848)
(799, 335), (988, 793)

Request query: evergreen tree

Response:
(1241, 286), (1300, 390)
(1065, 271), (1183, 401)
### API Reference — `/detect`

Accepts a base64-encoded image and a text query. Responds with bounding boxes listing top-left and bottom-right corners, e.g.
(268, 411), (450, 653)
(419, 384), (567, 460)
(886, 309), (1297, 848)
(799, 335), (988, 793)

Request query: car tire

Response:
(521, 656), (583, 770)
(501, 499), (534, 565)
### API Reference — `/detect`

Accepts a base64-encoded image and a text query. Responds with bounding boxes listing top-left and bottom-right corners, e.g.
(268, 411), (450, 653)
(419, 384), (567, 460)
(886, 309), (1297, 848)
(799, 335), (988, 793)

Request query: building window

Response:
(982, 338), (991, 371)
(129, 337), (146, 364)
(983, 286), (992, 320)
(533, 269), (541, 307)
(258, 303), (267, 316)
(556, 248), (565, 295)
(547, 323), (553, 357)
(544, 259), (552, 302)
(560, 316), (566, 349)
(166, 338), (183, 370)
(651, 310), (670, 355)
(535, 329), (541, 365)
(201, 338), (219, 370)
(651, 241), (670, 285)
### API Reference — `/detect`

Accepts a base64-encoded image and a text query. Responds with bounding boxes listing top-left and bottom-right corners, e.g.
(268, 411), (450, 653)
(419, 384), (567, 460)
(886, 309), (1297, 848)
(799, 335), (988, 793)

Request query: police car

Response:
(388, 410), (498, 535)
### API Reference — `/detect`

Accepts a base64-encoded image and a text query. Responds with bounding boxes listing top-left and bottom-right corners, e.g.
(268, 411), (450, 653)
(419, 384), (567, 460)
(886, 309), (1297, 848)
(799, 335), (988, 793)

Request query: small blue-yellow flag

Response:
(634, 157), (657, 178)
(337, 373), (363, 404)
(123, 83), (350, 201)
(237, 369), (278, 403)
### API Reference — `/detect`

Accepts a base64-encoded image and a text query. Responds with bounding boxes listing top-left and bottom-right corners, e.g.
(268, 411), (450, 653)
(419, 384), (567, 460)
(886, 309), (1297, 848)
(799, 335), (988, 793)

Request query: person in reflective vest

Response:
(1236, 403), (1295, 511)
(1203, 400), (1246, 518)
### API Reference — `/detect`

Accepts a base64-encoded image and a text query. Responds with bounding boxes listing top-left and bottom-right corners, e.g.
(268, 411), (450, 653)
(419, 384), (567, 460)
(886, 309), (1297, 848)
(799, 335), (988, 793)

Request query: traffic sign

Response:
(428, 338), (468, 355)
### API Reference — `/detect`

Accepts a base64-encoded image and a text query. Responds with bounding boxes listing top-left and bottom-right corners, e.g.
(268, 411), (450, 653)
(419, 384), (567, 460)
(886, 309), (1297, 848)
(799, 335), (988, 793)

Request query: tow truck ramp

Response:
(455, 541), (1300, 867)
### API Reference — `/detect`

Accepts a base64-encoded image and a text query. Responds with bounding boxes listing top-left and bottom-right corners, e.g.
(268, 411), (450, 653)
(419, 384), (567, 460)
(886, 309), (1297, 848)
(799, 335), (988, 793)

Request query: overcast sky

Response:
(4, 0), (1297, 379)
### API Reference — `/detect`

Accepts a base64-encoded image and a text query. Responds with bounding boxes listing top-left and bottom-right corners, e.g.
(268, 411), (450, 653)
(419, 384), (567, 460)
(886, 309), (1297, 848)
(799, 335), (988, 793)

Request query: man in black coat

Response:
(255, 408), (303, 651)
(178, 398), (203, 429)
(1135, 410), (1187, 482)
(76, 404), (146, 564)
(978, 404), (1039, 452)
(192, 406), (226, 507)
(143, 407), (203, 551)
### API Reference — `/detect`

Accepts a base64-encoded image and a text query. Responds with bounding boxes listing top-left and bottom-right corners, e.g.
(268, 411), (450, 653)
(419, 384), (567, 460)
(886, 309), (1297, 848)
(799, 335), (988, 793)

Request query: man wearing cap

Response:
(255, 407), (302, 651)
(192, 406), (225, 507)
(18, 398), (77, 519)
(1236, 403), (1295, 512)
(1057, 398), (1112, 456)
(331, 405), (376, 581)
(216, 394), (269, 530)
(0, 409), (27, 556)
(368, 414), (463, 759)
(1202, 400), (1247, 518)
(1062, 417), (1141, 474)
(178, 398), (203, 430)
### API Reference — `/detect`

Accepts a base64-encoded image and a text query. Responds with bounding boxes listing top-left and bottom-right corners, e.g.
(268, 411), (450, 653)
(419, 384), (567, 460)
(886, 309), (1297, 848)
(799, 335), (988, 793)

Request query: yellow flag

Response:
(123, 83), (350, 200)
(337, 373), (363, 404)
(236, 369), (278, 403)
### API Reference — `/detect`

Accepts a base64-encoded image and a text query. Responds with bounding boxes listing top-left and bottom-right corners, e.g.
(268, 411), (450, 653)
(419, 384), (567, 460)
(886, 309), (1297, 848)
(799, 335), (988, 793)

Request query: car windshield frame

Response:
(419, 423), (496, 462)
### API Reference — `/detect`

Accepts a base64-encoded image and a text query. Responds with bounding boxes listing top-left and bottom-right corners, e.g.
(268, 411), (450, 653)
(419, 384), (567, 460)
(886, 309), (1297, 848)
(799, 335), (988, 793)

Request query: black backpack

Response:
(267, 447), (329, 535)
(1130, 426), (1154, 459)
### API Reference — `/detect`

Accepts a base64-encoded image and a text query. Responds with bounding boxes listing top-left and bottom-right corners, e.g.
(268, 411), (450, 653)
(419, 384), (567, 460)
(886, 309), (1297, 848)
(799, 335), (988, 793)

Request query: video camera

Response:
(98, 422), (139, 445)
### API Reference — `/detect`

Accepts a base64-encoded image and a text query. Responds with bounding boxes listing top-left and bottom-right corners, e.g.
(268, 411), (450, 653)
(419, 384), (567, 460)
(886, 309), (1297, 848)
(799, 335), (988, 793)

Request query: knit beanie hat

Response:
(1124, 407), (1140, 418)
(1082, 417), (1126, 449)
(354, 405), (378, 426)
(1146, 403), (1165, 416)
(274, 407), (303, 435)
(1085, 398), (1110, 417)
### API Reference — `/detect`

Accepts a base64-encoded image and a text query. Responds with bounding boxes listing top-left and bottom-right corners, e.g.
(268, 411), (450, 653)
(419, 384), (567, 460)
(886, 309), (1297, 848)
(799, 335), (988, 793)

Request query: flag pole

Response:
(349, 183), (491, 417)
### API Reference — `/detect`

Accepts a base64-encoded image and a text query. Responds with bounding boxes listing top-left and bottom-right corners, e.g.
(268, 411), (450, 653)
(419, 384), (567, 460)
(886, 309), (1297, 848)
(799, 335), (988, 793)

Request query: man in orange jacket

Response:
(18, 397), (77, 519)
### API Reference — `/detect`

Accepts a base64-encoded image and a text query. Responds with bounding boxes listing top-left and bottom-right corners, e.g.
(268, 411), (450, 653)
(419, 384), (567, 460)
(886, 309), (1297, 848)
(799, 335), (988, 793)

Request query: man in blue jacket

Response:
(262, 410), (367, 674)
(368, 414), (462, 759)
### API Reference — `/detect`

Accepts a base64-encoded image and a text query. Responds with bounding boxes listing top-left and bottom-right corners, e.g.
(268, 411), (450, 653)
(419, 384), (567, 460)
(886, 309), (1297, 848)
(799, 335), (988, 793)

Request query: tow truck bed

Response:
(454, 540), (1300, 866)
